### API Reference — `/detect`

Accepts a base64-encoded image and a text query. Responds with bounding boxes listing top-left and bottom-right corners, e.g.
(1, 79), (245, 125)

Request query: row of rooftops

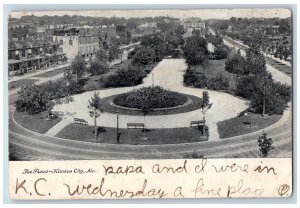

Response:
(8, 37), (61, 50)
(8, 23), (117, 30)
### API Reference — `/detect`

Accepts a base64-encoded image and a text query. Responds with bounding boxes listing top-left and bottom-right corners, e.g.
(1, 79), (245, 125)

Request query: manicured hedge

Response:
(113, 86), (188, 109)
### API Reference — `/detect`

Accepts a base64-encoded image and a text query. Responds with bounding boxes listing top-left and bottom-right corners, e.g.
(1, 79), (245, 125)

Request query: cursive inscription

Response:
(64, 178), (167, 198)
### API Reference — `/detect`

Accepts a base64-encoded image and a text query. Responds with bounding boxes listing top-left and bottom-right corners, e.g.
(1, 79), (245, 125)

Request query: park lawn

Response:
(191, 59), (238, 90)
(56, 124), (208, 145)
(14, 111), (62, 134)
(217, 112), (281, 139)
(9, 78), (38, 90)
(33, 66), (68, 78)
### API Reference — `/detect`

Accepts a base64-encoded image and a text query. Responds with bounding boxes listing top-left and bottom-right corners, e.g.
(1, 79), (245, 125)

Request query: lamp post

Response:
(116, 112), (120, 144)
(151, 73), (154, 87)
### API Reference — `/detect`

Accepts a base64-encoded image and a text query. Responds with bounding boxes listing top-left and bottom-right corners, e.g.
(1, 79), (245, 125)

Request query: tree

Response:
(257, 132), (273, 157)
(185, 49), (208, 66)
(245, 46), (267, 76)
(108, 45), (121, 62)
(183, 35), (209, 66)
(89, 59), (109, 76)
(51, 52), (59, 65)
(95, 48), (108, 62)
(102, 64), (146, 87)
(132, 47), (155, 66)
(225, 49), (245, 75)
(213, 44), (230, 60)
(202, 91), (209, 109)
(15, 83), (49, 114)
(174, 25), (185, 35)
(88, 92), (103, 140)
(71, 55), (86, 82)
(201, 91), (212, 137)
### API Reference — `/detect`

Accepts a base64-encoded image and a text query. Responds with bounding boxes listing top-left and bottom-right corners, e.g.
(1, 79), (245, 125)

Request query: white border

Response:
(1, 0), (299, 207)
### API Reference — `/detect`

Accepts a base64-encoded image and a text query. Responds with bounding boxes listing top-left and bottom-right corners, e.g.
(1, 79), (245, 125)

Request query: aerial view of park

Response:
(8, 9), (292, 160)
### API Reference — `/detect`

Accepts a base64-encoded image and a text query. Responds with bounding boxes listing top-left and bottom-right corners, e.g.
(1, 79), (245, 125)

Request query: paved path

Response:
(51, 59), (248, 140)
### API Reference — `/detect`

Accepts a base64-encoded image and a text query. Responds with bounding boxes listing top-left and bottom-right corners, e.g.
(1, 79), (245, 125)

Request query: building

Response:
(138, 22), (157, 35)
(181, 19), (206, 37)
(53, 28), (100, 61)
(8, 37), (66, 76)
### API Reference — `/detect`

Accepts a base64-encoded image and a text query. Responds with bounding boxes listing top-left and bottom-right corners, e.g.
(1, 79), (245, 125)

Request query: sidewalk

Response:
(8, 63), (70, 83)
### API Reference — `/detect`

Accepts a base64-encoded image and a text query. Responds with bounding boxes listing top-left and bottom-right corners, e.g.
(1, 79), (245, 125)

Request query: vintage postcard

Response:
(7, 8), (293, 200)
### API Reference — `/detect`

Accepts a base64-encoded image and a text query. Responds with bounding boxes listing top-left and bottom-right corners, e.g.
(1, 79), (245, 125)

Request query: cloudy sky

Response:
(10, 8), (291, 19)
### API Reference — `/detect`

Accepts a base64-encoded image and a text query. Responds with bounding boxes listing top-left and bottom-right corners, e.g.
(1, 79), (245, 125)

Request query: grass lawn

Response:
(14, 111), (62, 134)
(217, 112), (281, 139)
(191, 59), (238, 90)
(56, 124), (209, 145)
(9, 79), (38, 90)
(33, 66), (69, 78)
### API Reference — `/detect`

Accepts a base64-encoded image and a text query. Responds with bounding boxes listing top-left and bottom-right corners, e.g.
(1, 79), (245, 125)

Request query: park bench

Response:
(127, 123), (145, 130)
(74, 118), (88, 125)
(190, 120), (205, 128)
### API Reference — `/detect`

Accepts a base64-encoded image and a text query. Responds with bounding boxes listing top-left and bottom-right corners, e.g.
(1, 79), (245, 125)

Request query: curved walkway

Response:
(9, 102), (292, 160)
(50, 59), (249, 140)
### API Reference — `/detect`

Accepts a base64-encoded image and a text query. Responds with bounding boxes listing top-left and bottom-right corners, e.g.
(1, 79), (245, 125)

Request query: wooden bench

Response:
(127, 123), (145, 130)
(190, 120), (205, 128)
(74, 118), (88, 125)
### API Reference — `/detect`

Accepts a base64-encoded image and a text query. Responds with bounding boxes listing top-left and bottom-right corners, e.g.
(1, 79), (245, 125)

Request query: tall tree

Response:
(95, 48), (108, 62)
(88, 92), (103, 140)
(108, 45), (121, 62)
(201, 91), (212, 137)
(245, 46), (267, 76)
(71, 55), (86, 82)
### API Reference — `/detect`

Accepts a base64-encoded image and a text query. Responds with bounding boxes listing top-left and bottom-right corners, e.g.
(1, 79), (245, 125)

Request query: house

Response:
(8, 37), (66, 75)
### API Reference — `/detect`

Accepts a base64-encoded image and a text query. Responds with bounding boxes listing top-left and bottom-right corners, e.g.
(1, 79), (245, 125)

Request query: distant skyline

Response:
(10, 8), (291, 19)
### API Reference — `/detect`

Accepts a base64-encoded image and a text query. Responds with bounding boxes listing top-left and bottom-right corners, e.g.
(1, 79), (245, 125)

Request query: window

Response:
(69, 39), (73, 45)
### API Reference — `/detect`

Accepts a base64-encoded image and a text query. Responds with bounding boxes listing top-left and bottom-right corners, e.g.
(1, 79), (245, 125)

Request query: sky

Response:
(10, 8), (291, 19)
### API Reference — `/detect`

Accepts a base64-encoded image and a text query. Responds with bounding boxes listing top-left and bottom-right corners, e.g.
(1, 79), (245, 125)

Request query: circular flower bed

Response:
(113, 86), (188, 109)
